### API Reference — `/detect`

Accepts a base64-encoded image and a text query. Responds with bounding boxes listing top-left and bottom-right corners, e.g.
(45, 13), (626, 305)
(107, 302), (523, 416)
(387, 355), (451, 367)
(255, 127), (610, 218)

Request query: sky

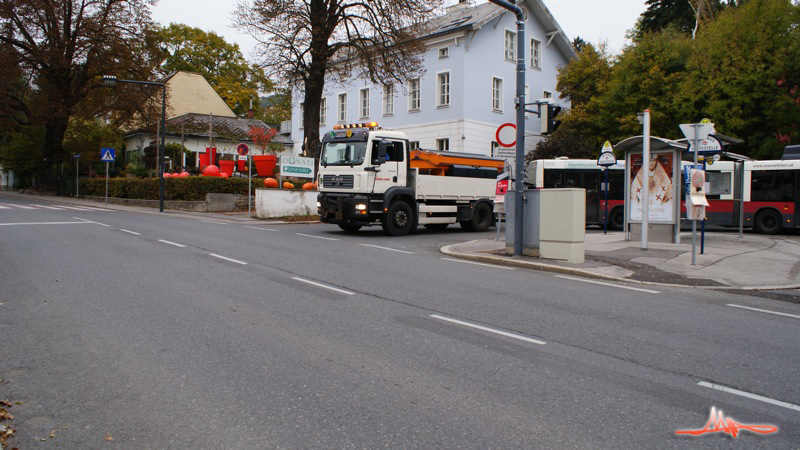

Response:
(151, 0), (647, 61)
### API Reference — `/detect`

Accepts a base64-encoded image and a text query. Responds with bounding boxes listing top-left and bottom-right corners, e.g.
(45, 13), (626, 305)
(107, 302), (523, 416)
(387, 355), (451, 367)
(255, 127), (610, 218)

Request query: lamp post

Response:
(102, 75), (167, 213)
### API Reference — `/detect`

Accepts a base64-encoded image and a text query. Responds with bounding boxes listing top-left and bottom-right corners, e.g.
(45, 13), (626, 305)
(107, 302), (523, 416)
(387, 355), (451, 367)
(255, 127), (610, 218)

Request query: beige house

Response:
(122, 71), (292, 169)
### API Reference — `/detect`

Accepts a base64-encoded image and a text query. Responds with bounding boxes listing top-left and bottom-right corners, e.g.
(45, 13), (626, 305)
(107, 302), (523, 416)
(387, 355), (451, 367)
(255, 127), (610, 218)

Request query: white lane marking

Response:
(72, 217), (110, 227)
(0, 205), (10, 209)
(55, 205), (94, 211)
(697, 381), (800, 412)
(440, 257), (515, 270)
(555, 275), (661, 294)
(209, 253), (247, 265)
(201, 220), (229, 225)
(430, 315), (546, 345)
(243, 226), (279, 232)
(295, 233), (339, 241)
(0, 221), (90, 226)
(360, 243), (414, 254)
(158, 239), (186, 248)
(727, 304), (800, 320)
(120, 229), (141, 236)
(1, 203), (35, 209)
(29, 204), (66, 210)
(291, 277), (355, 295)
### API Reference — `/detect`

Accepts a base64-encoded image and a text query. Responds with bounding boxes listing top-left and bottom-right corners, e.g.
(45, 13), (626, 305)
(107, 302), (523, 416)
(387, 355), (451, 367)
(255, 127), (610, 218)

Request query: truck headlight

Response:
(355, 203), (367, 211)
(317, 201), (321, 209)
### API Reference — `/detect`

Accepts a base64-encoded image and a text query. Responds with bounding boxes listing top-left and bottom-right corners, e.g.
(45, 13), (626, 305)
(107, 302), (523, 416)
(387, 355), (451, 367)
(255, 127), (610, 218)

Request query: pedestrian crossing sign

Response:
(100, 148), (115, 162)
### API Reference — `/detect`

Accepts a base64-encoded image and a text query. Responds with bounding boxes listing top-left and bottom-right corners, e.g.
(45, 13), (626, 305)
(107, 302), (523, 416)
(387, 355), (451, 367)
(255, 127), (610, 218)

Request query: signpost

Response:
(100, 148), (115, 206)
(597, 141), (617, 235)
(73, 154), (80, 198)
(680, 119), (714, 265)
(237, 143), (251, 218)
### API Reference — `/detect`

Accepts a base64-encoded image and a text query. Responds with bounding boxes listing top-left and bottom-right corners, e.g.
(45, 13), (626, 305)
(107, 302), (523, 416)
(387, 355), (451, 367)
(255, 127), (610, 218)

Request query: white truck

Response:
(317, 122), (505, 235)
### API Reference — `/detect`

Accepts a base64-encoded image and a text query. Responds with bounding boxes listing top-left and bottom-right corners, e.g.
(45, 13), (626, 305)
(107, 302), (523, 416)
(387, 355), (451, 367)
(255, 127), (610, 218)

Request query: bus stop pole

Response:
(603, 167), (609, 235)
(701, 158), (706, 254)
(691, 125), (698, 265)
(248, 154), (252, 219)
(641, 110), (650, 250)
(738, 160), (744, 238)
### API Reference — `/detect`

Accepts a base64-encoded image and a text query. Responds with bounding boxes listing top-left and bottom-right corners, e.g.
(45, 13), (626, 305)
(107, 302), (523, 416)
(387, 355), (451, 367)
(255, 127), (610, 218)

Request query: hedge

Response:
(79, 176), (311, 201)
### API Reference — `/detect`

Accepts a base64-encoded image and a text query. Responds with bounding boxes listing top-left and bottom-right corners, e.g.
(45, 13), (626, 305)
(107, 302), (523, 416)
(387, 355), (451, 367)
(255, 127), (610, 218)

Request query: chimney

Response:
(247, 98), (255, 119)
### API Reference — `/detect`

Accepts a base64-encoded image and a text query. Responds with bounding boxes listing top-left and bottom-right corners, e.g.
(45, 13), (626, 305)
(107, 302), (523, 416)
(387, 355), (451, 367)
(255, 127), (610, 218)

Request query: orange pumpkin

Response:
(283, 181), (295, 189)
(264, 177), (279, 188)
(302, 182), (315, 190)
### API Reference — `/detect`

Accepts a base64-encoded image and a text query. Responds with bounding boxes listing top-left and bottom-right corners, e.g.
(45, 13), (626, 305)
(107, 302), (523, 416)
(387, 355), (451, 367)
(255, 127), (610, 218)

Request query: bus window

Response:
(543, 170), (563, 188)
(565, 172), (581, 188)
(751, 170), (794, 202)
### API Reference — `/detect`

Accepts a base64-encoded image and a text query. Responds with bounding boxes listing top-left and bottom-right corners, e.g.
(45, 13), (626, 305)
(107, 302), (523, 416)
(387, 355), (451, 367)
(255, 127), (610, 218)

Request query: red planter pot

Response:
(219, 160), (235, 176)
(252, 155), (277, 177)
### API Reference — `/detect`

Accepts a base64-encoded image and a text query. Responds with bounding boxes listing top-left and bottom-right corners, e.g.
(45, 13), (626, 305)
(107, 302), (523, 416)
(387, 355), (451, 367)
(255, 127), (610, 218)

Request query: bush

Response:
(79, 176), (268, 201)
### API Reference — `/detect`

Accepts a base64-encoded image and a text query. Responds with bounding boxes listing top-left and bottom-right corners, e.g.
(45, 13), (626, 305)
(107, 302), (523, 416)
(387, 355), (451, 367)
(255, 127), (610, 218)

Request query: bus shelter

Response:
(615, 136), (686, 244)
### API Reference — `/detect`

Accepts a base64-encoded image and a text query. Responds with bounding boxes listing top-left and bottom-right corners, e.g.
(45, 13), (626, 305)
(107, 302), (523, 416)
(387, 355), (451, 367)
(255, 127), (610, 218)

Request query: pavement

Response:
(4, 190), (800, 290)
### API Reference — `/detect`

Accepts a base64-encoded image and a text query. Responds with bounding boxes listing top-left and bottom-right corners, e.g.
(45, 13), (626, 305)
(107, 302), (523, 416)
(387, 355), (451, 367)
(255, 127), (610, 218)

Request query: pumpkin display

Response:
(202, 165), (221, 177)
(179, 172), (190, 177)
(264, 178), (279, 188)
(163, 172), (172, 178)
(302, 182), (315, 190)
(283, 181), (295, 189)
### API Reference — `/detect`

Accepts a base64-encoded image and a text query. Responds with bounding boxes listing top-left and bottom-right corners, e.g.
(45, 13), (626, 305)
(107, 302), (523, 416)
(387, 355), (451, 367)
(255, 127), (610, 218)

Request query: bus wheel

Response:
(609, 207), (624, 230)
(754, 209), (782, 234)
(383, 200), (414, 236)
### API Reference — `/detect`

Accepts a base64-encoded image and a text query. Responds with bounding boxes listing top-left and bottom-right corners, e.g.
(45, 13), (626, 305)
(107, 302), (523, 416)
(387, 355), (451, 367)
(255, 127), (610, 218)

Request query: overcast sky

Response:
(151, 0), (647, 60)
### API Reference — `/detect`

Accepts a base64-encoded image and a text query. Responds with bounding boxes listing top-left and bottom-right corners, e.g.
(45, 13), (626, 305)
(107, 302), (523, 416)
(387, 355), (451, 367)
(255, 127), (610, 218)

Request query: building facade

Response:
(290, 0), (575, 157)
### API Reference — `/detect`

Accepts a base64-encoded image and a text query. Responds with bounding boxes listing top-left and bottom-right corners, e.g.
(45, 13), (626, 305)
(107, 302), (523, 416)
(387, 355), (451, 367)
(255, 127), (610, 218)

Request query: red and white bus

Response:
(526, 158), (800, 234)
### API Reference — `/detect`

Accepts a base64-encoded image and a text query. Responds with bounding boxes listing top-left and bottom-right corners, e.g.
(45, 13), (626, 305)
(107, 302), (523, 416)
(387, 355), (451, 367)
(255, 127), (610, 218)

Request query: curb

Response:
(439, 242), (800, 291)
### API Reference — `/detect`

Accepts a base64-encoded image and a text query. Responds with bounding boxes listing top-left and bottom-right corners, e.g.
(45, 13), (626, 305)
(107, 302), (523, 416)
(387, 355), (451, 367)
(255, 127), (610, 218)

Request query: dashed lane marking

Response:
(209, 253), (247, 265)
(291, 277), (355, 295)
(727, 304), (800, 320)
(430, 315), (546, 345)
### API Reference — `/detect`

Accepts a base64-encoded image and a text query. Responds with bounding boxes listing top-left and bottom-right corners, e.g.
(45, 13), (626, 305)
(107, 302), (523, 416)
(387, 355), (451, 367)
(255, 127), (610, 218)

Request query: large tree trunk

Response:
(41, 116), (70, 189)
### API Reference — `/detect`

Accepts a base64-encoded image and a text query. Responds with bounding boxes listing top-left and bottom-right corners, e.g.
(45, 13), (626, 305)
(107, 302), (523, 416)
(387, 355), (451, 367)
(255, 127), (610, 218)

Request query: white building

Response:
(291, 0), (575, 157)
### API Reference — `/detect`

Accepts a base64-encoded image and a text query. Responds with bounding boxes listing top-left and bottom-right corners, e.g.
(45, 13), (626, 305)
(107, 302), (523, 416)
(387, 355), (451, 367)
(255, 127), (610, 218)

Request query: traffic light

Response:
(540, 104), (562, 135)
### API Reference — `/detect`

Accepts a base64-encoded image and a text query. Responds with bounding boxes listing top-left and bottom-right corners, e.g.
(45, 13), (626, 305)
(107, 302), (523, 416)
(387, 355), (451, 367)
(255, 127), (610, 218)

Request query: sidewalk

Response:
(441, 230), (800, 290)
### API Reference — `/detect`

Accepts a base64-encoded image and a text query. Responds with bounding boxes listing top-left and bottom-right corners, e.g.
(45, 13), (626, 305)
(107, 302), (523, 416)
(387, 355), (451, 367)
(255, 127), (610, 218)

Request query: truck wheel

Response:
(338, 223), (362, 233)
(754, 209), (782, 234)
(383, 201), (414, 236)
(461, 202), (493, 232)
(609, 207), (624, 231)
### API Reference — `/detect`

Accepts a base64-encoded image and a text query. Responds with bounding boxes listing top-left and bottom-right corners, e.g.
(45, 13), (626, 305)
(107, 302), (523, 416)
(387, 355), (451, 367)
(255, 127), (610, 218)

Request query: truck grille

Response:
(323, 174), (354, 188)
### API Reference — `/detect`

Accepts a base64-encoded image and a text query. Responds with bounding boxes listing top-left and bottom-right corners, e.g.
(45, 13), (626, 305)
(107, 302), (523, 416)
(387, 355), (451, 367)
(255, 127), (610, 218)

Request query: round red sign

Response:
(236, 143), (250, 156)
(495, 123), (516, 148)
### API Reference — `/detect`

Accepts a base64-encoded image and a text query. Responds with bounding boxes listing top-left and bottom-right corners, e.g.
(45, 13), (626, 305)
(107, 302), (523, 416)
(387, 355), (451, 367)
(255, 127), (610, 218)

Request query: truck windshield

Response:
(321, 142), (367, 166)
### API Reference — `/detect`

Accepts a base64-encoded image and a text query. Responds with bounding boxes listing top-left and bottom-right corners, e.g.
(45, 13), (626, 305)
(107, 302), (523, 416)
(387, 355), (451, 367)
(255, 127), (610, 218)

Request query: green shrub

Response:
(79, 176), (268, 201)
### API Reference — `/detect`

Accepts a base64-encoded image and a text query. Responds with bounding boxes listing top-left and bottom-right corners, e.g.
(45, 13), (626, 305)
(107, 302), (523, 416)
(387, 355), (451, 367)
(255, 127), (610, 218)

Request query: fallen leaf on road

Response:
(104, 433), (113, 441)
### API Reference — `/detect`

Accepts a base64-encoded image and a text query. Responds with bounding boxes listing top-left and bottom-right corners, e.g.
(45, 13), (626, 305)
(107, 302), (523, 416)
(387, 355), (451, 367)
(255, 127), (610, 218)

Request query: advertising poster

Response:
(629, 151), (675, 223)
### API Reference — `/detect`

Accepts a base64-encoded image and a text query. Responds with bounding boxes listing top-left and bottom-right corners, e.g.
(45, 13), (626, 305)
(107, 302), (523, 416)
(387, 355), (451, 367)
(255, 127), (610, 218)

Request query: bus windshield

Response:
(321, 142), (367, 166)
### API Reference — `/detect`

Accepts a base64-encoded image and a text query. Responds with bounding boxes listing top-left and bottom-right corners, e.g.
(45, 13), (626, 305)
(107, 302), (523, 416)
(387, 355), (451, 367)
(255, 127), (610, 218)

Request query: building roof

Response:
(422, 0), (576, 60)
(125, 113), (293, 145)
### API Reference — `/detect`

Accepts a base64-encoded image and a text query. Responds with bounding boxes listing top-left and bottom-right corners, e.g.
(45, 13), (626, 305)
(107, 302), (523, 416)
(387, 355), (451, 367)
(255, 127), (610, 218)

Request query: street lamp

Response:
(102, 75), (167, 213)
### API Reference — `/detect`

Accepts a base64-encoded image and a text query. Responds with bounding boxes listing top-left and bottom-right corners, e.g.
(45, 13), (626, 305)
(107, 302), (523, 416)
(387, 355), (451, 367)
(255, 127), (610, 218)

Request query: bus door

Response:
(583, 172), (600, 224)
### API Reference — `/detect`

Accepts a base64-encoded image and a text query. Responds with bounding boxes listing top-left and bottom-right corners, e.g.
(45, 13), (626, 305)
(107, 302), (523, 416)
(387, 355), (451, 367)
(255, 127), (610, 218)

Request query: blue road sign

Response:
(100, 148), (116, 162)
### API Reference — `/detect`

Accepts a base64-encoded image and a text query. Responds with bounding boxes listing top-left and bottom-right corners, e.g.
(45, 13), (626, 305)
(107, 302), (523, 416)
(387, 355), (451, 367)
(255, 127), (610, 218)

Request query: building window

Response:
(383, 83), (394, 116)
(408, 78), (421, 111)
(437, 71), (450, 107)
(319, 97), (327, 126)
(439, 47), (449, 59)
(491, 141), (500, 157)
(531, 38), (541, 69)
(436, 138), (449, 151)
(359, 88), (370, 118)
(338, 93), (347, 122)
(492, 77), (503, 112)
(543, 90), (553, 99)
(298, 102), (304, 129)
(505, 30), (516, 62)
(409, 141), (420, 150)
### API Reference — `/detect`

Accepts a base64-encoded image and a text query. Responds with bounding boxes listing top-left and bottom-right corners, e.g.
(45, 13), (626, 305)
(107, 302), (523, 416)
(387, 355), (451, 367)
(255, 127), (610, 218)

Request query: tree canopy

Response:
(158, 23), (273, 117)
(540, 0), (798, 161)
(233, 0), (444, 159)
(0, 0), (161, 187)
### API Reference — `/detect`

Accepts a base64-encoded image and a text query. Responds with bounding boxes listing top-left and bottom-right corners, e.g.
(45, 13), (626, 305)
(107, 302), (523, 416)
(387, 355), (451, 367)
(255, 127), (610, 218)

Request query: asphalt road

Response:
(1, 195), (798, 448)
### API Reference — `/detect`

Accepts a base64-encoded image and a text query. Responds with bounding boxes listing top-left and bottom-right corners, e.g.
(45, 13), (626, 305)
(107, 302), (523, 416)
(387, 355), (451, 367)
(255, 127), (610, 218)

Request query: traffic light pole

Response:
(490, 0), (526, 257)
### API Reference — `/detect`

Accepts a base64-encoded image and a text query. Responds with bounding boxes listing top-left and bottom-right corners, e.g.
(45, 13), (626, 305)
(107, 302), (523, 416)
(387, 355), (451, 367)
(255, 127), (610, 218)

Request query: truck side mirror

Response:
(373, 140), (389, 165)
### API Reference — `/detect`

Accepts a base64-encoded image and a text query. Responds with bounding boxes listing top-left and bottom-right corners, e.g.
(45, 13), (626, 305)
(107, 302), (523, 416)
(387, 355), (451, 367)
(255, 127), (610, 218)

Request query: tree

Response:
(680, 0), (800, 159)
(158, 24), (274, 117)
(247, 126), (279, 155)
(557, 42), (613, 108)
(233, 0), (444, 159)
(0, 0), (161, 187)
(62, 118), (124, 173)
